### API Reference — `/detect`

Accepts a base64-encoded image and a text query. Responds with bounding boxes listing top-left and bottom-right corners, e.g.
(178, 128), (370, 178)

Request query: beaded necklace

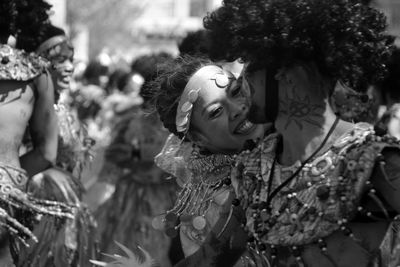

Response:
(265, 116), (340, 211)
(152, 148), (235, 238)
(237, 123), (399, 266)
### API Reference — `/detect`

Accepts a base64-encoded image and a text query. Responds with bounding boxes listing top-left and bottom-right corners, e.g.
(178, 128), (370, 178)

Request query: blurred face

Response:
(46, 41), (74, 91)
(189, 65), (265, 154)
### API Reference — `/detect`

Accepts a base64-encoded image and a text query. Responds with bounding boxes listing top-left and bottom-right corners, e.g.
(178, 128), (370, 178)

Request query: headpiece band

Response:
(36, 35), (67, 55)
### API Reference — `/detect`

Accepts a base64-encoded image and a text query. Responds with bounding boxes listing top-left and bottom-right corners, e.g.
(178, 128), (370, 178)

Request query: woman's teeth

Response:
(235, 120), (254, 134)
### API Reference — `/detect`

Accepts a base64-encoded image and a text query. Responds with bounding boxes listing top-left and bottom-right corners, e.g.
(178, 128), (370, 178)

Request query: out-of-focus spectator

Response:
(376, 103), (400, 139)
(85, 52), (177, 267)
(72, 60), (108, 121)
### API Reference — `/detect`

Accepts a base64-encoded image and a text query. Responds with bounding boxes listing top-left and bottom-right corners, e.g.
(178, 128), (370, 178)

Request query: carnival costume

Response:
(153, 64), (265, 266)
(21, 97), (98, 267)
(14, 35), (99, 266)
(155, 133), (266, 266)
(95, 109), (177, 267)
(233, 122), (400, 266)
(0, 44), (74, 259)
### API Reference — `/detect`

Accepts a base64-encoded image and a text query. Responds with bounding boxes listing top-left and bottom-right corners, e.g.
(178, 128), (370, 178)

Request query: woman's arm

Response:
(20, 71), (58, 177)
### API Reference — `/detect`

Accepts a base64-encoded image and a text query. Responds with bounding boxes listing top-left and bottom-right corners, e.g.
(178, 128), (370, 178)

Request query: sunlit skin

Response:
(189, 65), (267, 154)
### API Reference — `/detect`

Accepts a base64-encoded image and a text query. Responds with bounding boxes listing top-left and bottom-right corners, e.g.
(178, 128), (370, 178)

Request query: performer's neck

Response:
(275, 104), (332, 164)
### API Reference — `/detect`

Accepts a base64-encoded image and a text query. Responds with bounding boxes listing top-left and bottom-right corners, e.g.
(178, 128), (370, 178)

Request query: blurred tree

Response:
(67, 0), (147, 58)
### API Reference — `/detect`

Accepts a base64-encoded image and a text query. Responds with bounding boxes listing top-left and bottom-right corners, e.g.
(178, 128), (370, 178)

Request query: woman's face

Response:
(189, 65), (265, 154)
(47, 42), (74, 91)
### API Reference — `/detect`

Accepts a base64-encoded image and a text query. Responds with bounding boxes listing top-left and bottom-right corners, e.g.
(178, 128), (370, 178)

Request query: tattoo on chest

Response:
(280, 86), (324, 130)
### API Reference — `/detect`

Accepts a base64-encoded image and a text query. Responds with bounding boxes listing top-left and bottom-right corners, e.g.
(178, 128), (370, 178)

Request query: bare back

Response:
(0, 80), (35, 166)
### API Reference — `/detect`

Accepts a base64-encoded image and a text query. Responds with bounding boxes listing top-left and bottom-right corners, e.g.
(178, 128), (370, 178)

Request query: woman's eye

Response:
(209, 107), (223, 119)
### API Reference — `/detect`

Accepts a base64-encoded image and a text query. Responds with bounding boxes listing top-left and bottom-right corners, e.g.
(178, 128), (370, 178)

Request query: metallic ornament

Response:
(176, 115), (189, 128)
(214, 73), (230, 88)
(151, 215), (165, 230)
(192, 216), (207, 230)
(181, 102), (193, 113)
(188, 90), (199, 102)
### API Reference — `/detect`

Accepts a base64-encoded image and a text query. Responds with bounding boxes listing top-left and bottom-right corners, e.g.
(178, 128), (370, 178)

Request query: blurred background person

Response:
(85, 52), (178, 266)
(377, 104), (400, 139)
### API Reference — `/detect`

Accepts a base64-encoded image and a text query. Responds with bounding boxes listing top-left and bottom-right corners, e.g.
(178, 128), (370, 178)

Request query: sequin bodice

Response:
(234, 123), (400, 248)
(0, 44), (48, 81)
(55, 102), (93, 177)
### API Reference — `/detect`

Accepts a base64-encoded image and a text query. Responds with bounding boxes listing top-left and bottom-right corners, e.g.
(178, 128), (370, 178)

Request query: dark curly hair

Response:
(131, 52), (174, 105)
(0, 1), (18, 40)
(178, 29), (211, 57)
(152, 55), (213, 138)
(15, 0), (52, 52)
(204, 0), (394, 92)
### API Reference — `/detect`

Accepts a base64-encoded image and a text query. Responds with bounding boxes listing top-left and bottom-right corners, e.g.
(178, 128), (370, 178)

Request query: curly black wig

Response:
(204, 0), (394, 92)
(152, 55), (213, 138)
(15, 0), (52, 52)
(178, 29), (212, 57)
(0, 0), (18, 40)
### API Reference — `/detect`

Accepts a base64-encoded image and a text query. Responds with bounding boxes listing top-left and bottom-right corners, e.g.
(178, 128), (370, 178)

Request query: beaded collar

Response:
(233, 123), (400, 264)
(153, 147), (235, 239)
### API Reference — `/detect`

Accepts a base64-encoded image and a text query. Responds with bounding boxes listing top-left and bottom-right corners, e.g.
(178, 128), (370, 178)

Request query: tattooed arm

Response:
(20, 71), (58, 177)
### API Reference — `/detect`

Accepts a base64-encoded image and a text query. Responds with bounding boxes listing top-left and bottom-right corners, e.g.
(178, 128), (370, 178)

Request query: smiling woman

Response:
(154, 55), (265, 155)
(146, 55), (272, 266)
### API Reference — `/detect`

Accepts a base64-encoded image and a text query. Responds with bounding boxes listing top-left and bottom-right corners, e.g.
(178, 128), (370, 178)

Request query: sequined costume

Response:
(0, 44), (74, 262)
(95, 111), (177, 267)
(233, 123), (400, 266)
(19, 94), (98, 267)
(155, 134), (263, 266)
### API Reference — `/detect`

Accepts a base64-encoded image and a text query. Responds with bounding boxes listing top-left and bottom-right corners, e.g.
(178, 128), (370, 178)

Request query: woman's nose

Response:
(64, 60), (74, 73)
(229, 102), (247, 120)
